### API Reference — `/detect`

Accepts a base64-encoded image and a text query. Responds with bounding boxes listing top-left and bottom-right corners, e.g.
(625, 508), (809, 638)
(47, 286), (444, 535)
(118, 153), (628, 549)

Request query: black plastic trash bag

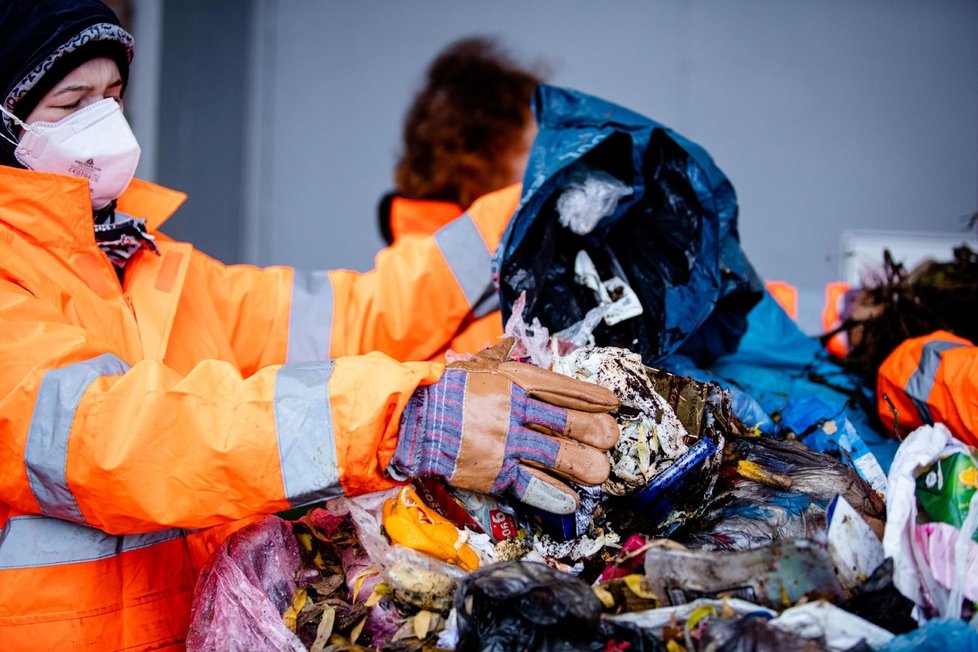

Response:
(495, 85), (763, 366)
(699, 614), (828, 652)
(455, 560), (666, 652)
(677, 434), (886, 552)
(839, 559), (918, 635)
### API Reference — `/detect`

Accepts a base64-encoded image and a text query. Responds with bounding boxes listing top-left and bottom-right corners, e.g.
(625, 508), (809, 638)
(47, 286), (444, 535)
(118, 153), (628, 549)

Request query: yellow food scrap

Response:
(592, 584), (616, 609)
(383, 485), (480, 571)
(736, 459), (792, 489)
(282, 587), (307, 632)
(623, 574), (659, 603)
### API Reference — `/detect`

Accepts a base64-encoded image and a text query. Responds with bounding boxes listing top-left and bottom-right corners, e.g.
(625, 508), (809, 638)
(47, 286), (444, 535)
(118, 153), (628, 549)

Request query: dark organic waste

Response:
(454, 561), (666, 652)
(833, 245), (978, 382)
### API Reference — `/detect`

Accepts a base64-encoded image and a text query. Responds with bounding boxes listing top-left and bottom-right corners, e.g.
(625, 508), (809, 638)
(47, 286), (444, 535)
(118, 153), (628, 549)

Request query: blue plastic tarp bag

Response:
(665, 292), (900, 477)
(495, 85), (764, 365)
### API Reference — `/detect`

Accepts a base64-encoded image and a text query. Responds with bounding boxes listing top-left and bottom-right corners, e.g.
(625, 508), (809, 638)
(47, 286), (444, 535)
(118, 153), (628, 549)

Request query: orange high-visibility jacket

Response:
(385, 194), (507, 360)
(386, 194), (466, 243)
(822, 281), (851, 358)
(0, 165), (518, 649)
(762, 280), (798, 321)
(877, 330), (977, 447)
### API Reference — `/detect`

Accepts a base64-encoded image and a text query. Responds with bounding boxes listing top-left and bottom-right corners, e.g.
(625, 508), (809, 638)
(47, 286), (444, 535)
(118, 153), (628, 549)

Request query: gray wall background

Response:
(138, 0), (978, 332)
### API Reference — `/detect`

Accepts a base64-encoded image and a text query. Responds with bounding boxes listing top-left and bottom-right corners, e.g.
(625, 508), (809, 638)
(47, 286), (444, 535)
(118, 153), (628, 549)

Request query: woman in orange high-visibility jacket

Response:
(373, 37), (542, 361)
(379, 193), (510, 359)
(0, 2), (620, 649)
(877, 330), (978, 447)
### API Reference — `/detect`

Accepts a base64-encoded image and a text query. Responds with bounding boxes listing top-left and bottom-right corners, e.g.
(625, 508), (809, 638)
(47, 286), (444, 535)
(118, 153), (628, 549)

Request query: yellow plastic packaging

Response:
(383, 485), (480, 571)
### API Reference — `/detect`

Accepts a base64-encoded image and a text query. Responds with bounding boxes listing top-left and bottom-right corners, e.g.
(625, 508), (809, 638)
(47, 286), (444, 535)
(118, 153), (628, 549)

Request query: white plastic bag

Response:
(503, 291), (552, 368)
(882, 423), (978, 620)
(556, 167), (633, 235)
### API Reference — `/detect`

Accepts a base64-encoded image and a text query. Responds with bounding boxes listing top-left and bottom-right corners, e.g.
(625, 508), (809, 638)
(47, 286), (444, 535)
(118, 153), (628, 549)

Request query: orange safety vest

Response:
(384, 194), (510, 360)
(822, 281), (851, 358)
(763, 280), (798, 321)
(0, 165), (517, 649)
(877, 330), (977, 447)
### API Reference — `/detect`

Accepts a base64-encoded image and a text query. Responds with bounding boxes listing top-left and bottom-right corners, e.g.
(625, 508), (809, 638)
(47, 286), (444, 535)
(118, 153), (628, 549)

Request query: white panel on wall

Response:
(840, 229), (978, 287)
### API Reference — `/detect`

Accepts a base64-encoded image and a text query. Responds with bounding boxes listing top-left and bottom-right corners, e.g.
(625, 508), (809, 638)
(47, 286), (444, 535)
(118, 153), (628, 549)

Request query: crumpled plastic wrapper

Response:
(552, 345), (689, 496)
(186, 516), (305, 652)
(555, 165), (634, 236)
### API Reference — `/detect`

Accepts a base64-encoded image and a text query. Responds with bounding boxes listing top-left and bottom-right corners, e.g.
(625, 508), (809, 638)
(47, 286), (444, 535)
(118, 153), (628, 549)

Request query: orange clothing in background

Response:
(387, 195), (466, 242)
(764, 280), (798, 321)
(877, 330), (977, 446)
(382, 190), (521, 361)
(822, 281), (851, 358)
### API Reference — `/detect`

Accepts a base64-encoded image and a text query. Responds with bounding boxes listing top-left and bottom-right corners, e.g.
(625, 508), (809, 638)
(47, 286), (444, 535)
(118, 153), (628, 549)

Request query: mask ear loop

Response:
(0, 104), (31, 147)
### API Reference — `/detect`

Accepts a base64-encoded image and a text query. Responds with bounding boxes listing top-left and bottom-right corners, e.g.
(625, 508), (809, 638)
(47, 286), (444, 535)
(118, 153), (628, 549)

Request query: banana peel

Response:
(383, 485), (480, 571)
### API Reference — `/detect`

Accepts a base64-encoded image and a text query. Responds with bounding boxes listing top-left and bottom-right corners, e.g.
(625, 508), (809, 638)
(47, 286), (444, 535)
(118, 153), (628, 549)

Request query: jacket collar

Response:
(0, 165), (186, 247)
(381, 193), (464, 242)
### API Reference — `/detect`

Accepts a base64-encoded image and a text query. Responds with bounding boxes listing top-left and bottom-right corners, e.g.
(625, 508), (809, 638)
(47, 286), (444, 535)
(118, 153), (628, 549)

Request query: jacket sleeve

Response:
(0, 280), (443, 535)
(193, 184), (519, 369)
(877, 330), (978, 447)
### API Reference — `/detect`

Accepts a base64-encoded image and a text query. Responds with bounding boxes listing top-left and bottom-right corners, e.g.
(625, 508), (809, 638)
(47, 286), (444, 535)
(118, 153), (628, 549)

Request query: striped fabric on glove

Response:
(389, 341), (620, 514)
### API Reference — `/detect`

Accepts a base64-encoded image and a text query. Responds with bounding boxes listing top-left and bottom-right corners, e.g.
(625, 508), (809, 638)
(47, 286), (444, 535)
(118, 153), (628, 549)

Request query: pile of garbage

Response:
(186, 85), (978, 650)
(185, 341), (978, 651)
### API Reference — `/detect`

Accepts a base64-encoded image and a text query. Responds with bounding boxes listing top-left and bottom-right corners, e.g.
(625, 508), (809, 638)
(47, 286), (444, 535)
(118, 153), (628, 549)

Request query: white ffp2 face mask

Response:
(1, 98), (141, 209)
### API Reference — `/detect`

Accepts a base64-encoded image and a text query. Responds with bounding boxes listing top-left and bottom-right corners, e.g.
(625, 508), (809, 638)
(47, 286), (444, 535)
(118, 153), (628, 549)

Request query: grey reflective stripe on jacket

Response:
(0, 515), (186, 570)
(905, 339), (968, 423)
(25, 353), (130, 525)
(287, 270), (334, 363)
(434, 213), (498, 319)
(274, 361), (344, 507)
(23, 352), (340, 528)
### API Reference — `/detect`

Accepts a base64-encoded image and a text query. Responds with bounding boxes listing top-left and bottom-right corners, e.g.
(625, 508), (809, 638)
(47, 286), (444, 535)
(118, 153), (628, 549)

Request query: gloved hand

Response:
(389, 340), (620, 514)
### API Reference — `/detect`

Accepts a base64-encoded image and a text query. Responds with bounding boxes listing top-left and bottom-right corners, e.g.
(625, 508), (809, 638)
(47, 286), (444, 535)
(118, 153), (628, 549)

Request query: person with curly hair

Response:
(379, 37), (541, 242)
(378, 37), (544, 358)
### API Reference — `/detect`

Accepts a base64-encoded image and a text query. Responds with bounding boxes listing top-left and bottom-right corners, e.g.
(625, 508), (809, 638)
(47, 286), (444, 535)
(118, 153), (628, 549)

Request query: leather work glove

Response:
(389, 340), (620, 514)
